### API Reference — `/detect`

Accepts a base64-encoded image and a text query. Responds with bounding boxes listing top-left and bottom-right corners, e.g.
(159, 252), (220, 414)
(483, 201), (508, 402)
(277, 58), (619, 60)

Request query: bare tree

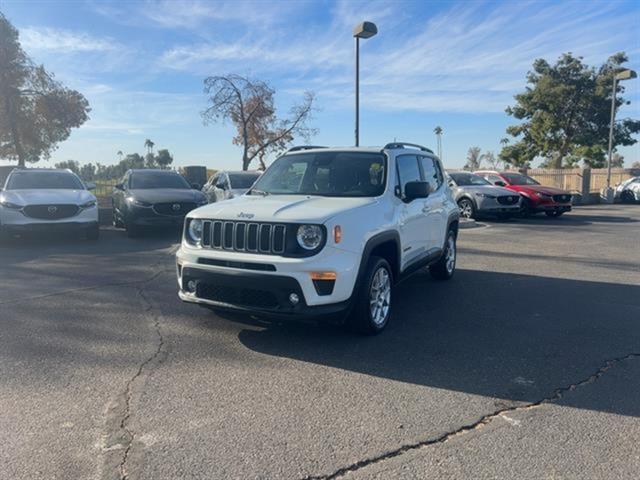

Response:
(463, 147), (483, 171)
(201, 74), (316, 170)
(482, 151), (502, 170)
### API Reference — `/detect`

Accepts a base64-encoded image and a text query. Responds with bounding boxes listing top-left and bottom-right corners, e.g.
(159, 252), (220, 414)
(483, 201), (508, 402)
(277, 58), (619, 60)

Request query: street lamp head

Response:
(615, 69), (637, 81)
(353, 21), (378, 39)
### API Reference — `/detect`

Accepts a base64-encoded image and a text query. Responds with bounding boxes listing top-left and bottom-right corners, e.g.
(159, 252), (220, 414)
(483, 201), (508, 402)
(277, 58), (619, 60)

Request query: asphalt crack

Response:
(301, 353), (640, 480)
(99, 272), (169, 480)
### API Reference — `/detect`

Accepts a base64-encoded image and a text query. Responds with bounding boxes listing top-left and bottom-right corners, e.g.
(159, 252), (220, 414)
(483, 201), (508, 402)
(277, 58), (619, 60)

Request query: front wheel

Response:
(457, 198), (475, 219)
(545, 210), (563, 218)
(347, 256), (393, 335)
(430, 231), (456, 280)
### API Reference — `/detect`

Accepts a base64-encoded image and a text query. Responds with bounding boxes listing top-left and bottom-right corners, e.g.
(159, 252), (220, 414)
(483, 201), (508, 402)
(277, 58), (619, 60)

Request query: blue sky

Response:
(2, 0), (639, 170)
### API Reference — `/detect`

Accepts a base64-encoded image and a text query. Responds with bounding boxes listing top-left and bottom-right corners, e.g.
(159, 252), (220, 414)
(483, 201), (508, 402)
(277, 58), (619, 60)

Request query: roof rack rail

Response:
(287, 145), (328, 152)
(383, 142), (434, 154)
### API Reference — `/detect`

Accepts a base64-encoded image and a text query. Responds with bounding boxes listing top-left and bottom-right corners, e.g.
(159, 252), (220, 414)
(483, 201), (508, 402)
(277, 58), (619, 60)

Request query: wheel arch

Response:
(356, 231), (401, 287)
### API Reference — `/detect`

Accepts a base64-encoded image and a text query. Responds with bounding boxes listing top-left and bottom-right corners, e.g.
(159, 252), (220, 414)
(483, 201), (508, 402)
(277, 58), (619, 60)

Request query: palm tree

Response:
(117, 150), (123, 162)
(434, 126), (443, 159)
(500, 137), (509, 148)
(144, 139), (155, 156)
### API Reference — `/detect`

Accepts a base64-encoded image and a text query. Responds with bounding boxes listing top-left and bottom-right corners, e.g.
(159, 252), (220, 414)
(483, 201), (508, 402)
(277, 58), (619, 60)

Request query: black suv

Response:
(112, 169), (207, 237)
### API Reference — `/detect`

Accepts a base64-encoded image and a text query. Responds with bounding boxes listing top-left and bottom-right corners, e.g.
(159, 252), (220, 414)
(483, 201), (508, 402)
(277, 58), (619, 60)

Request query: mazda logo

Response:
(172, 204), (181, 211)
(47, 206), (58, 213)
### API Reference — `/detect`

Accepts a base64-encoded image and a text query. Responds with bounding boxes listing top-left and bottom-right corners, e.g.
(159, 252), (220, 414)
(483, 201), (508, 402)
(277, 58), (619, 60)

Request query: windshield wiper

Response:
(249, 189), (269, 196)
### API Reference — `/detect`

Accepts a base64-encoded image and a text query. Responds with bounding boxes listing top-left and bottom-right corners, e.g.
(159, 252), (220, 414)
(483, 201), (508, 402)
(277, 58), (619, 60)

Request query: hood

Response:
(128, 188), (205, 204)
(1, 189), (95, 206)
(456, 185), (517, 196)
(190, 194), (377, 223)
(514, 184), (569, 195)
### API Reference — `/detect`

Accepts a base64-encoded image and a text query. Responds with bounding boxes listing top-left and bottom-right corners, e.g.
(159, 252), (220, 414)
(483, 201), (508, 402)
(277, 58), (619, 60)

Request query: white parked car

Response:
(615, 176), (640, 203)
(0, 168), (99, 241)
(202, 170), (262, 203)
(176, 143), (460, 334)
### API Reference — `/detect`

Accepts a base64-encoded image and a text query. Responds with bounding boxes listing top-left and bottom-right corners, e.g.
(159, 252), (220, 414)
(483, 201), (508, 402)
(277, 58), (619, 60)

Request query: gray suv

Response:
(447, 171), (521, 219)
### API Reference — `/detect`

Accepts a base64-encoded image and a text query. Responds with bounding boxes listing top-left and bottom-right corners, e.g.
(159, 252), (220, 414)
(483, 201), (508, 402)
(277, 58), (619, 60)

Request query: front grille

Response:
(196, 282), (279, 309)
(201, 220), (287, 255)
(553, 194), (572, 203)
(23, 204), (79, 220)
(153, 202), (197, 216)
(497, 195), (520, 205)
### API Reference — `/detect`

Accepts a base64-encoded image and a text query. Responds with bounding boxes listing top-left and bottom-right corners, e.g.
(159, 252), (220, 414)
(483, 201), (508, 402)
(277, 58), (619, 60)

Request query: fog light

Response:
(187, 280), (197, 293)
(289, 293), (300, 305)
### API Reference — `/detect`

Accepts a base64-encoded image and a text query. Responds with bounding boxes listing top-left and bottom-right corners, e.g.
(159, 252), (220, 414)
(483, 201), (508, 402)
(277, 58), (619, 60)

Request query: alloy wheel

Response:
(369, 267), (391, 326)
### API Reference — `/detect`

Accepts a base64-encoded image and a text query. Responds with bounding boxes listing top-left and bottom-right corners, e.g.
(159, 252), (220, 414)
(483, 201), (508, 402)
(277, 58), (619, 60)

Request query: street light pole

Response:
(605, 68), (637, 202)
(353, 21), (377, 147)
(355, 36), (360, 147)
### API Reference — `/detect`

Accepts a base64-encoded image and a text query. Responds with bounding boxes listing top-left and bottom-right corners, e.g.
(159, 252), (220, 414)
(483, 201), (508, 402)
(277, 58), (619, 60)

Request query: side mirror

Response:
(191, 183), (201, 190)
(85, 182), (96, 191)
(494, 181), (506, 187)
(114, 183), (124, 191)
(404, 181), (430, 201)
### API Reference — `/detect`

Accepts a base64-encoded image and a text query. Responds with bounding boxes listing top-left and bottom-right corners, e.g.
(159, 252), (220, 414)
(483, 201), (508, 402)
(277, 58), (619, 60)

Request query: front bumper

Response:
(178, 266), (351, 321)
(532, 203), (572, 213)
(176, 242), (361, 318)
(2, 221), (98, 235)
(127, 206), (188, 227)
(475, 197), (521, 215)
(1, 205), (98, 229)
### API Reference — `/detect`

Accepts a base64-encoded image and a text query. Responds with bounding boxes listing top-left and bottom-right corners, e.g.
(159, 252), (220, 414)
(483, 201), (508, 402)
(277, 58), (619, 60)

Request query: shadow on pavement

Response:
(236, 269), (640, 417)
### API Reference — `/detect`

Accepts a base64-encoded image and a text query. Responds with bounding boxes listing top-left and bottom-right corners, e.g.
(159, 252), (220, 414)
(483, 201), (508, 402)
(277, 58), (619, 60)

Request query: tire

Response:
(520, 198), (534, 217)
(621, 190), (635, 204)
(457, 198), (475, 219)
(545, 210), (563, 218)
(86, 224), (100, 241)
(112, 204), (124, 228)
(346, 256), (393, 335)
(430, 230), (457, 280)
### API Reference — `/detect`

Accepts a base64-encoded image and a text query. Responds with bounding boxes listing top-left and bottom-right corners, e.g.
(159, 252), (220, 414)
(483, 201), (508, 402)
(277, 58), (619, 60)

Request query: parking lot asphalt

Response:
(1, 204), (639, 480)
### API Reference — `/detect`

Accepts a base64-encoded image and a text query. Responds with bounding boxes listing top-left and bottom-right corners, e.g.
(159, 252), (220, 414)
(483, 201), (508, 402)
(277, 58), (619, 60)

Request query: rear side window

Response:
(419, 156), (442, 192)
(396, 155), (421, 197)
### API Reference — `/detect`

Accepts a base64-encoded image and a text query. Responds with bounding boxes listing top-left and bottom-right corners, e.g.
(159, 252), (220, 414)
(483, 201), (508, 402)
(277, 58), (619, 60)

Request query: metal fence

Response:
(526, 168), (638, 195)
(93, 179), (119, 207)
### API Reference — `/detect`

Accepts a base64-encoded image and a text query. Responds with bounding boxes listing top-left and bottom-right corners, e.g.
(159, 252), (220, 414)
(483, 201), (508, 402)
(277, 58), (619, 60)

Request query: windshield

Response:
(251, 151), (386, 197)
(229, 173), (260, 189)
(6, 171), (84, 190)
(130, 172), (190, 189)
(449, 173), (490, 186)
(501, 173), (540, 186)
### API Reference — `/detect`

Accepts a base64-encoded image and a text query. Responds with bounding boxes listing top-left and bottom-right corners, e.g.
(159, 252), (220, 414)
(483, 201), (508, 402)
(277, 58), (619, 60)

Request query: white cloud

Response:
(20, 27), (118, 52)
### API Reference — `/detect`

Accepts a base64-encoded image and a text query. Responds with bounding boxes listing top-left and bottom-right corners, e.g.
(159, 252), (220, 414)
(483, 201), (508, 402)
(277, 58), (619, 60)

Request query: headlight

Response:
(536, 192), (552, 199)
(475, 193), (496, 198)
(0, 200), (23, 209)
(126, 197), (152, 207)
(296, 225), (324, 250)
(79, 200), (97, 209)
(187, 218), (204, 244)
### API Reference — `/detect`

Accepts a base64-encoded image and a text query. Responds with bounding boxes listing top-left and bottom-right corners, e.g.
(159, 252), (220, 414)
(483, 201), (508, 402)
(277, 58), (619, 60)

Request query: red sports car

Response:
(474, 170), (572, 217)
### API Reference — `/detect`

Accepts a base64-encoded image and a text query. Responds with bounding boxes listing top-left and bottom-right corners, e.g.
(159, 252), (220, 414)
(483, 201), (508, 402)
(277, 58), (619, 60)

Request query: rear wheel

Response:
(347, 256), (392, 335)
(457, 198), (475, 219)
(430, 231), (456, 280)
(621, 190), (636, 204)
(520, 198), (534, 217)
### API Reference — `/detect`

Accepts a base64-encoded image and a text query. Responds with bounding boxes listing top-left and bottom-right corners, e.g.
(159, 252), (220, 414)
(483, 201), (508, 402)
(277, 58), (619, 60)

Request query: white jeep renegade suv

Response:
(176, 143), (459, 334)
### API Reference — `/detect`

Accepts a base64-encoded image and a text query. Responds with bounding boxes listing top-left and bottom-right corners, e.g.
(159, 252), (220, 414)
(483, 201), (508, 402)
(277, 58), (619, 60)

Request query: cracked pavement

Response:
(1, 205), (639, 479)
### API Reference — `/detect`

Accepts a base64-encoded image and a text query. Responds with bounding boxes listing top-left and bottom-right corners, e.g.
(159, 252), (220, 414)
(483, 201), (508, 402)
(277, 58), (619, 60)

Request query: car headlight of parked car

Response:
(187, 218), (204, 244)
(296, 225), (324, 250)
(126, 197), (152, 207)
(474, 193), (496, 198)
(79, 200), (97, 209)
(0, 200), (23, 209)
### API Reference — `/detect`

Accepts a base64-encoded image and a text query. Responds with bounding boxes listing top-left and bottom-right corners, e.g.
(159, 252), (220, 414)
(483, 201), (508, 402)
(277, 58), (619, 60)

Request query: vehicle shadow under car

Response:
(231, 268), (640, 418)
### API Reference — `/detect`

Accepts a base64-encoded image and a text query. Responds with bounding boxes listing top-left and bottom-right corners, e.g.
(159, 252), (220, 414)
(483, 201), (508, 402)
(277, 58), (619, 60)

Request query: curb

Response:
(459, 218), (478, 229)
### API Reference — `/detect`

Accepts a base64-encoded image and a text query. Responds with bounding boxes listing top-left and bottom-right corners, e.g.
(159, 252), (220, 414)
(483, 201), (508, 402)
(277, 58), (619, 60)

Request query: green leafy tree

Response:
(155, 149), (173, 169)
(54, 159), (80, 174)
(463, 147), (482, 171)
(145, 152), (157, 168)
(501, 52), (640, 168)
(0, 14), (90, 167)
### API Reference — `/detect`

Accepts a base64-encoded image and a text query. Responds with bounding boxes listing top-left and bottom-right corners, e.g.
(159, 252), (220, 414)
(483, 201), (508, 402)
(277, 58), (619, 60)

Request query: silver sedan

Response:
(447, 172), (521, 219)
